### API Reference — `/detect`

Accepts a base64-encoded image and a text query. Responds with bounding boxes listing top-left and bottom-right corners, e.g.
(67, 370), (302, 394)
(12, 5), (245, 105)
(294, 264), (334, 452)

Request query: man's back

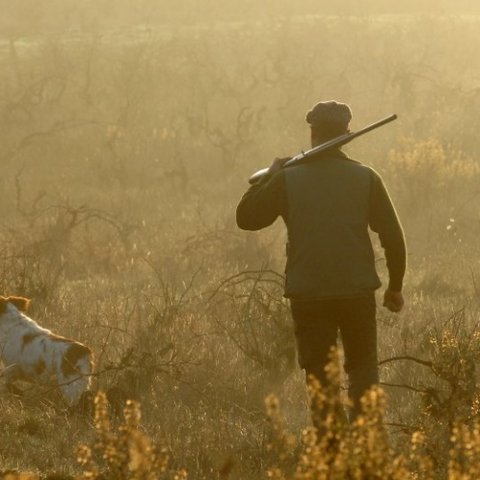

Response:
(236, 149), (405, 300)
(284, 152), (380, 299)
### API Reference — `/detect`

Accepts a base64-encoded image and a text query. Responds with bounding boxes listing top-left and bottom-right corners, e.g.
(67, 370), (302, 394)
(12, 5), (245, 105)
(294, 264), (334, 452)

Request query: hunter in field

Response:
(236, 100), (406, 420)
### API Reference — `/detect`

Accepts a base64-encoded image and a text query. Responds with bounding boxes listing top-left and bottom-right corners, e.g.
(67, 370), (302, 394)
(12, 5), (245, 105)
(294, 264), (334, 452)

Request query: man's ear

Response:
(6, 296), (31, 312)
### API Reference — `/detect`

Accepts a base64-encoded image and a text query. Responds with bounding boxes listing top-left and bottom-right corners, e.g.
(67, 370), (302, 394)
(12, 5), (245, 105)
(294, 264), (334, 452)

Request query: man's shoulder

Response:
(248, 168), (287, 200)
(340, 153), (368, 168)
(343, 157), (381, 179)
(264, 168), (287, 189)
(335, 155), (380, 179)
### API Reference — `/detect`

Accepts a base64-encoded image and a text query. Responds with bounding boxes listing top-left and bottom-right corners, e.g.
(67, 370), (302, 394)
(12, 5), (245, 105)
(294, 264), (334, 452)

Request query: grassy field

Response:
(1, 7), (480, 479)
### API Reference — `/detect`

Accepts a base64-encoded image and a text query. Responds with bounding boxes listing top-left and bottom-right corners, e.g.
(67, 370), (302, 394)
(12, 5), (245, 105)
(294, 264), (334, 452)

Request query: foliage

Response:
(76, 392), (183, 480)
(0, 7), (480, 480)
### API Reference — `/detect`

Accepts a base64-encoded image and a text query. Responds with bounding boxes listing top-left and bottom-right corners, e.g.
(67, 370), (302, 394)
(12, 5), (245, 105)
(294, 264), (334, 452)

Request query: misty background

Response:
(1, 2), (480, 478)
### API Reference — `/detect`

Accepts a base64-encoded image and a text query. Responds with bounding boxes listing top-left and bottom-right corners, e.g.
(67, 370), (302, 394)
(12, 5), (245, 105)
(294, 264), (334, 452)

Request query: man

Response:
(236, 101), (406, 420)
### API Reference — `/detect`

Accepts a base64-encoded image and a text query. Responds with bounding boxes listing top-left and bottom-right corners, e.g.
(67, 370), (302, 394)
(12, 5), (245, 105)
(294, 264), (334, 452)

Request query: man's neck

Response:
(312, 137), (337, 148)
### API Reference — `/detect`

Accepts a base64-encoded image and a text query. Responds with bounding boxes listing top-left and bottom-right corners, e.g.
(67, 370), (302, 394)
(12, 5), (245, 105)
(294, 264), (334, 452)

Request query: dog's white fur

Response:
(0, 296), (93, 405)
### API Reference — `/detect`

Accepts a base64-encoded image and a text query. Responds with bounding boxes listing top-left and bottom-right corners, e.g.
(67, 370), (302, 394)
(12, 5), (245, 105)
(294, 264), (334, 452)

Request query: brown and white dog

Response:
(0, 296), (93, 405)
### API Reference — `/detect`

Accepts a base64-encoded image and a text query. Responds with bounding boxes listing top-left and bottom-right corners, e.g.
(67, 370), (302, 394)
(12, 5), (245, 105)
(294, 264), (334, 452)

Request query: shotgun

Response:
(248, 114), (397, 184)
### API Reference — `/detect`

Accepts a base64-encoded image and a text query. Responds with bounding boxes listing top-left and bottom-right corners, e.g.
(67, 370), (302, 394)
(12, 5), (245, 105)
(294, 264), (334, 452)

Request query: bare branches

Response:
(1, 118), (101, 164)
(378, 355), (433, 369)
(207, 269), (285, 303)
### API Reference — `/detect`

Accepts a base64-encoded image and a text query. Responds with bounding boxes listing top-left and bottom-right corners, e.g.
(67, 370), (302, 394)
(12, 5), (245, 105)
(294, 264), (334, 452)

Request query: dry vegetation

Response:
(1, 2), (480, 479)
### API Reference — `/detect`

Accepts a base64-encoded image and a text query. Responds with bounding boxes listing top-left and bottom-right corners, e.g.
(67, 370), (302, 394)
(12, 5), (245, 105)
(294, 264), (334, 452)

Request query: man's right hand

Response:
(268, 157), (291, 176)
(383, 289), (404, 313)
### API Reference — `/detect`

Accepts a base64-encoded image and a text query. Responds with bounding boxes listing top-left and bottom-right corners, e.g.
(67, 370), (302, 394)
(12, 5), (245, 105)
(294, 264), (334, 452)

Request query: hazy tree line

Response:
(2, 0), (480, 35)
(1, 2), (480, 477)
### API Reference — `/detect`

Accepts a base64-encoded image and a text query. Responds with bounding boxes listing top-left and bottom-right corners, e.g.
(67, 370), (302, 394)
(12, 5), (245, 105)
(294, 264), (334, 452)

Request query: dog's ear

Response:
(6, 296), (31, 312)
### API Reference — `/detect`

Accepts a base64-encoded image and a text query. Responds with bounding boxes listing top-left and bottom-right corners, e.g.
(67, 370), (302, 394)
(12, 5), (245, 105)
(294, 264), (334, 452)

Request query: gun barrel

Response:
(248, 114), (397, 184)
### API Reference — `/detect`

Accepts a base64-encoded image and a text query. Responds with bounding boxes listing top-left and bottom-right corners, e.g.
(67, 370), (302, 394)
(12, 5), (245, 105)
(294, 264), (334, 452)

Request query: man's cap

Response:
(306, 100), (352, 129)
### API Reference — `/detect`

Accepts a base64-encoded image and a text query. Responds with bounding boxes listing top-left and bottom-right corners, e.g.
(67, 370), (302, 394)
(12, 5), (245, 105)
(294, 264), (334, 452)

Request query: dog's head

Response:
(0, 296), (31, 314)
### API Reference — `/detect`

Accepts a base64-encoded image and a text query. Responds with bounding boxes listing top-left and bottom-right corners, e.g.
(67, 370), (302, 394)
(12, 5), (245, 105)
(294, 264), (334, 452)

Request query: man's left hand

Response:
(383, 289), (404, 313)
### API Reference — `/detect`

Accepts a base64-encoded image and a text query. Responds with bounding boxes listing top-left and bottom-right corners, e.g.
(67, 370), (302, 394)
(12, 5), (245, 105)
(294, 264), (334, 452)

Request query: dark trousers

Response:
(291, 293), (379, 420)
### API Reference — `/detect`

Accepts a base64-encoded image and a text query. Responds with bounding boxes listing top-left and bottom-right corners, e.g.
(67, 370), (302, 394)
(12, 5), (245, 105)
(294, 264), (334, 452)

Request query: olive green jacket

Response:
(236, 150), (406, 300)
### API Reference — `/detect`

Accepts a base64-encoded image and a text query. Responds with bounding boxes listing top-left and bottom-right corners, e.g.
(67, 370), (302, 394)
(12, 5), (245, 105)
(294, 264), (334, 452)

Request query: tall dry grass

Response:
(0, 7), (480, 479)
